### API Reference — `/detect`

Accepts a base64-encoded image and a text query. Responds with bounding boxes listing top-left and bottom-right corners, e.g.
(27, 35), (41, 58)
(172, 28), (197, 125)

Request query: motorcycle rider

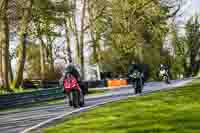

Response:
(128, 64), (144, 94)
(67, 64), (86, 92)
(60, 65), (79, 87)
(62, 64), (85, 107)
(159, 64), (170, 84)
(65, 64), (81, 81)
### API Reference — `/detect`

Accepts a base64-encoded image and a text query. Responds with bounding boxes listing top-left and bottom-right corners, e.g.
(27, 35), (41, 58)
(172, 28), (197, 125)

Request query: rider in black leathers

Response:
(159, 64), (171, 84)
(128, 64), (144, 94)
(60, 64), (87, 95)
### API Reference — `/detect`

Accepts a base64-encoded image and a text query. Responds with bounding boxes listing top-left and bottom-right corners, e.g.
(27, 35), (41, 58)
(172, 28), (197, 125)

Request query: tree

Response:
(69, 0), (80, 63)
(90, 0), (183, 79)
(13, 0), (33, 88)
(184, 15), (200, 76)
(0, 43), (3, 88)
(170, 24), (185, 78)
(0, 0), (10, 90)
(25, 43), (41, 79)
(87, 0), (111, 64)
(171, 14), (200, 77)
(28, 0), (71, 80)
(80, 0), (87, 79)
(61, 0), (73, 64)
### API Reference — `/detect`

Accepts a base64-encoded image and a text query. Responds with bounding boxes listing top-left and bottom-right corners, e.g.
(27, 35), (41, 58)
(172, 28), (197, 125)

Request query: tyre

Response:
(132, 79), (136, 88)
(71, 90), (79, 108)
(134, 79), (140, 94)
(68, 92), (73, 106)
(79, 91), (85, 107)
(164, 76), (170, 84)
(137, 79), (142, 94)
(132, 80), (137, 93)
(65, 93), (72, 106)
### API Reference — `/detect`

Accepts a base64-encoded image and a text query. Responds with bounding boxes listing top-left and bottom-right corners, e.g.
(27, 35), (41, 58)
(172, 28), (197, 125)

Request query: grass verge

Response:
(87, 89), (106, 95)
(43, 79), (200, 133)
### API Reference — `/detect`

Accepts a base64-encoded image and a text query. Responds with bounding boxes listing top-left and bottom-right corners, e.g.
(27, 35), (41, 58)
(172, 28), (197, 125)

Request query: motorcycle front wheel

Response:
(164, 76), (170, 84)
(69, 89), (80, 108)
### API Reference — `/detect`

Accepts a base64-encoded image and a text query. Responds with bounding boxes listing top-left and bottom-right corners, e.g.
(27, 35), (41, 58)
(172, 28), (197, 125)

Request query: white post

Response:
(96, 64), (101, 80)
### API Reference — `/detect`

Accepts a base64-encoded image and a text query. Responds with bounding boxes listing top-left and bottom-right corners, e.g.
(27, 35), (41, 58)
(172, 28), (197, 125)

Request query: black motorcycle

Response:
(159, 68), (170, 84)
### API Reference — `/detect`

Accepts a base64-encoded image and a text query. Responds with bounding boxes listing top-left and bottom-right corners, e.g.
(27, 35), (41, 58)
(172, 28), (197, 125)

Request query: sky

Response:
(179, 0), (200, 22)
(172, 0), (200, 36)
(189, 0), (200, 15)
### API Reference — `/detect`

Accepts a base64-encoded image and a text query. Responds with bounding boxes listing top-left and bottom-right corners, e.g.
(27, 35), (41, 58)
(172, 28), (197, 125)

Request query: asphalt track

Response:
(0, 79), (193, 133)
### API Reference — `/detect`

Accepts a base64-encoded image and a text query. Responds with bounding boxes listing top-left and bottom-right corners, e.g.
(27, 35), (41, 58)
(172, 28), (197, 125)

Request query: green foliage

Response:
(90, 0), (175, 79)
(172, 14), (200, 77)
(25, 43), (41, 79)
(184, 15), (200, 76)
(88, 0), (112, 64)
(21, 0), (71, 80)
(24, 43), (62, 80)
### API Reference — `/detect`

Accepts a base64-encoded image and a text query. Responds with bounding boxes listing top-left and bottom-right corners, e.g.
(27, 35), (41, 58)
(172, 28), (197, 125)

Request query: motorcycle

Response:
(64, 73), (85, 108)
(159, 69), (170, 84)
(129, 70), (143, 94)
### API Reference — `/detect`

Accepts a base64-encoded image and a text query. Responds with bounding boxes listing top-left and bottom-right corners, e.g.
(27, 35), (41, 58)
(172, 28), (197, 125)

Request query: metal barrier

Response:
(0, 79), (129, 109)
(0, 87), (64, 109)
(0, 80), (106, 109)
(84, 80), (107, 88)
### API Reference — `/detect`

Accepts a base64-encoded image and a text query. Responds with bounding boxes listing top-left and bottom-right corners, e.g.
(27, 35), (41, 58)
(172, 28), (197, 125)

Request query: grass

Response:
(43, 79), (200, 133)
(0, 87), (36, 95)
(87, 89), (106, 95)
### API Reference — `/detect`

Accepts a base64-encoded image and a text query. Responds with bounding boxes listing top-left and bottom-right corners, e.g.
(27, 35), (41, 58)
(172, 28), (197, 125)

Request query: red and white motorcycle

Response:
(64, 73), (85, 108)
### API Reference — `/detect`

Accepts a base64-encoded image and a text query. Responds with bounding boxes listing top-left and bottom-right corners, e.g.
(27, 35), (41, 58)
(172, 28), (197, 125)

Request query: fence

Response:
(0, 87), (64, 109)
(0, 79), (130, 109)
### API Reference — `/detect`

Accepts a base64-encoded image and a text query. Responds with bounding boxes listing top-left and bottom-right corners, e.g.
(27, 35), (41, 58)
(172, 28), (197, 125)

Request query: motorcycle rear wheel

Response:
(79, 92), (85, 107)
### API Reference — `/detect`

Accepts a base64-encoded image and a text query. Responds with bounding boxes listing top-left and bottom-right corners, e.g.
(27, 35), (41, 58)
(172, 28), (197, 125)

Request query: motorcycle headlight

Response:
(133, 72), (139, 78)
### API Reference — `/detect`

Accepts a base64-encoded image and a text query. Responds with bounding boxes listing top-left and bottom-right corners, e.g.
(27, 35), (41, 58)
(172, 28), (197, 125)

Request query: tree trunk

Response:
(0, 0), (10, 90)
(9, 58), (13, 83)
(48, 44), (55, 73)
(138, 45), (144, 64)
(183, 59), (190, 77)
(64, 18), (72, 63)
(87, 1), (98, 63)
(80, 0), (87, 80)
(13, 34), (27, 88)
(87, 0), (102, 64)
(46, 36), (55, 73)
(13, 0), (32, 88)
(0, 42), (3, 87)
(71, 0), (80, 63)
(90, 32), (98, 63)
(39, 37), (46, 81)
